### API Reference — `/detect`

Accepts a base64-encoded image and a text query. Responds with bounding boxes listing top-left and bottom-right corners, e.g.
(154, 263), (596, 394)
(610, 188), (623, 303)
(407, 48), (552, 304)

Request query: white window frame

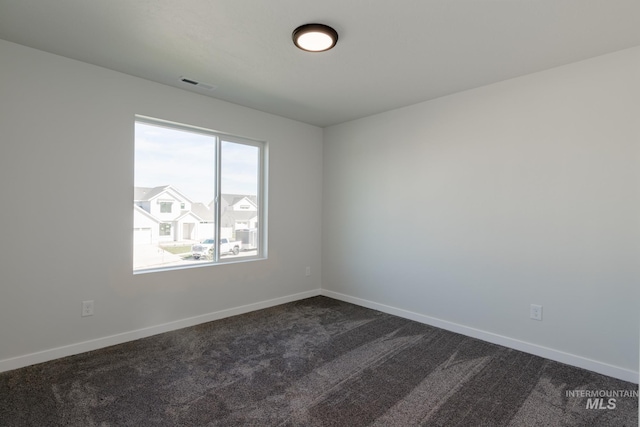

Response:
(134, 115), (267, 273)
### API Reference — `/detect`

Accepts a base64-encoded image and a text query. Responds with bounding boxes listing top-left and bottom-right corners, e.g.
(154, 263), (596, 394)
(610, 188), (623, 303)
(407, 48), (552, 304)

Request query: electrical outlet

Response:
(530, 304), (542, 321)
(82, 300), (94, 317)
(305, 266), (311, 277)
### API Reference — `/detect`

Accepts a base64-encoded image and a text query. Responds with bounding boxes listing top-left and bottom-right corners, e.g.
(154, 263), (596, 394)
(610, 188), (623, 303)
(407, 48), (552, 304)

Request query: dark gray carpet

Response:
(1, 296), (637, 426)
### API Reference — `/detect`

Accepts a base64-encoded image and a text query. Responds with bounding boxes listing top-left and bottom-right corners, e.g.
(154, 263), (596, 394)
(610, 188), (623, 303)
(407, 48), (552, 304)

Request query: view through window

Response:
(133, 117), (264, 272)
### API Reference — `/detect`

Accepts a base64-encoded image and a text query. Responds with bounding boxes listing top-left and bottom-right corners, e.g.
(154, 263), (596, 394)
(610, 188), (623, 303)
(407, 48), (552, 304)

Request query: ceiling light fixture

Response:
(292, 23), (338, 52)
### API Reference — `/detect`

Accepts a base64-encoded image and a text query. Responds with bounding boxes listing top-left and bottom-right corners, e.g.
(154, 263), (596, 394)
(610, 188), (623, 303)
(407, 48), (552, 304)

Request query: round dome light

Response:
(292, 24), (338, 52)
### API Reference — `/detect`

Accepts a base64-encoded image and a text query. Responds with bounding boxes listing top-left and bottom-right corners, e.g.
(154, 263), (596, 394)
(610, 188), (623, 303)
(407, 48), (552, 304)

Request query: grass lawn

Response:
(162, 245), (192, 255)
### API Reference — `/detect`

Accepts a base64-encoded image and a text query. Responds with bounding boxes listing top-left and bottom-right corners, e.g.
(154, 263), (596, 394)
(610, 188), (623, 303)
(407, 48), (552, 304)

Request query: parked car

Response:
(191, 238), (242, 259)
(191, 239), (215, 259)
(219, 238), (242, 256)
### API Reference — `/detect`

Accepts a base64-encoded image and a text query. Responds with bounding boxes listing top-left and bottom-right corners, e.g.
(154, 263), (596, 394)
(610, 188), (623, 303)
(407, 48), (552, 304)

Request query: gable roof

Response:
(134, 186), (168, 201)
(134, 187), (255, 224)
(191, 202), (215, 222)
(220, 194), (258, 210)
(134, 186), (194, 204)
(133, 204), (160, 224)
(175, 210), (204, 222)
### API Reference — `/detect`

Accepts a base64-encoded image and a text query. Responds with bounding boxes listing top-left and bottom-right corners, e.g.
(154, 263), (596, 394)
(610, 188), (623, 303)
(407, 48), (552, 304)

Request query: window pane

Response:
(134, 121), (216, 271)
(220, 140), (260, 259)
(160, 202), (172, 213)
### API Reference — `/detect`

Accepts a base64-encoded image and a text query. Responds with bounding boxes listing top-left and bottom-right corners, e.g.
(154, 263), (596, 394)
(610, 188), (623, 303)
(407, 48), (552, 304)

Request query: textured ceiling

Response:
(1, 0), (639, 127)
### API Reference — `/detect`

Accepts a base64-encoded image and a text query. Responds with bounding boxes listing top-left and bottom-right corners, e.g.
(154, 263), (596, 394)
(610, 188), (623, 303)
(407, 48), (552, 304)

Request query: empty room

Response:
(0, 1), (638, 426)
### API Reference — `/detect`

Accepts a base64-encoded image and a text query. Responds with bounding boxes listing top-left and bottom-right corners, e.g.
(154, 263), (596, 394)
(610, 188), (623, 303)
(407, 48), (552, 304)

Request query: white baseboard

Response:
(0, 289), (321, 374)
(3, 288), (637, 384)
(321, 289), (639, 384)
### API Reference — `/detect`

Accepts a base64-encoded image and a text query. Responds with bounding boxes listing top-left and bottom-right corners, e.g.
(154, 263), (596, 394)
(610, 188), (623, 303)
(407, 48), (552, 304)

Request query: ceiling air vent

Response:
(179, 76), (217, 91)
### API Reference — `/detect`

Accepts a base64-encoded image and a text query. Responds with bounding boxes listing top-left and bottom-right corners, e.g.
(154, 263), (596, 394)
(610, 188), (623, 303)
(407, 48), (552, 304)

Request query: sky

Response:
(135, 122), (259, 204)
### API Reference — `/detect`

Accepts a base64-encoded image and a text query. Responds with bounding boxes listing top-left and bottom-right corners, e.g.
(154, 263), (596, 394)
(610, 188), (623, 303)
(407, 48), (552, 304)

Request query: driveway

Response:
(134, 244), (184, 270)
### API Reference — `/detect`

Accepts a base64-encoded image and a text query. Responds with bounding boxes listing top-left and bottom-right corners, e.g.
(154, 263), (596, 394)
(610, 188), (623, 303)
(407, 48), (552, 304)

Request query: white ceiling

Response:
(1, 0), (639, 127)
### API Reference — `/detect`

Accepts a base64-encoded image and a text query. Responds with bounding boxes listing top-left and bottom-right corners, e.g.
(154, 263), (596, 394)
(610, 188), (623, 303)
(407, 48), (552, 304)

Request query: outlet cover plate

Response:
(82, 300), (94, 317)
(530, 304), (542, 321)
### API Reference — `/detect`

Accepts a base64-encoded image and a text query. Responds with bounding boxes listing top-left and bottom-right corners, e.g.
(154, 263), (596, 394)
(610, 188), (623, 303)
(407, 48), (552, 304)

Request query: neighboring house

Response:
(216, 194), (259, 231)
(134, 186), (256, 245)
(134, 185), (208, 245)
(190, 202), (215, 240)
(133, 205), (160, 245)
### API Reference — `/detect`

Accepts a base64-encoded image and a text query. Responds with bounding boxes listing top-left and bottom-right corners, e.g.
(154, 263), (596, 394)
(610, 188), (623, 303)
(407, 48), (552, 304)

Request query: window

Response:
(159, 202), (172, 213)
(159, 223), (171, 236)
(133, 116), (266, 272)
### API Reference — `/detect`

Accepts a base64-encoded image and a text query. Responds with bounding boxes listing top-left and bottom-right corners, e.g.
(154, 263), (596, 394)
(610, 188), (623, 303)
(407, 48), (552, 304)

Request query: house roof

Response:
(175, 210), (204, 222)
(133, 204), (160, 224)
(134, 186), (169, 201)
(134, 186), (194, 204)
(221, 194), (258, 209)
(135, 187), (253, 224)
(191, 203), (215, 222)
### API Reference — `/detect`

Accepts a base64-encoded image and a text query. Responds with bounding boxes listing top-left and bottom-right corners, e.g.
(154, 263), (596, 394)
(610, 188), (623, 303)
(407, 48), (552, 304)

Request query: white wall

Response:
(323, 47), (639, 382)
(2, 37), (637, 384)
(0, 40), (323, 368)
